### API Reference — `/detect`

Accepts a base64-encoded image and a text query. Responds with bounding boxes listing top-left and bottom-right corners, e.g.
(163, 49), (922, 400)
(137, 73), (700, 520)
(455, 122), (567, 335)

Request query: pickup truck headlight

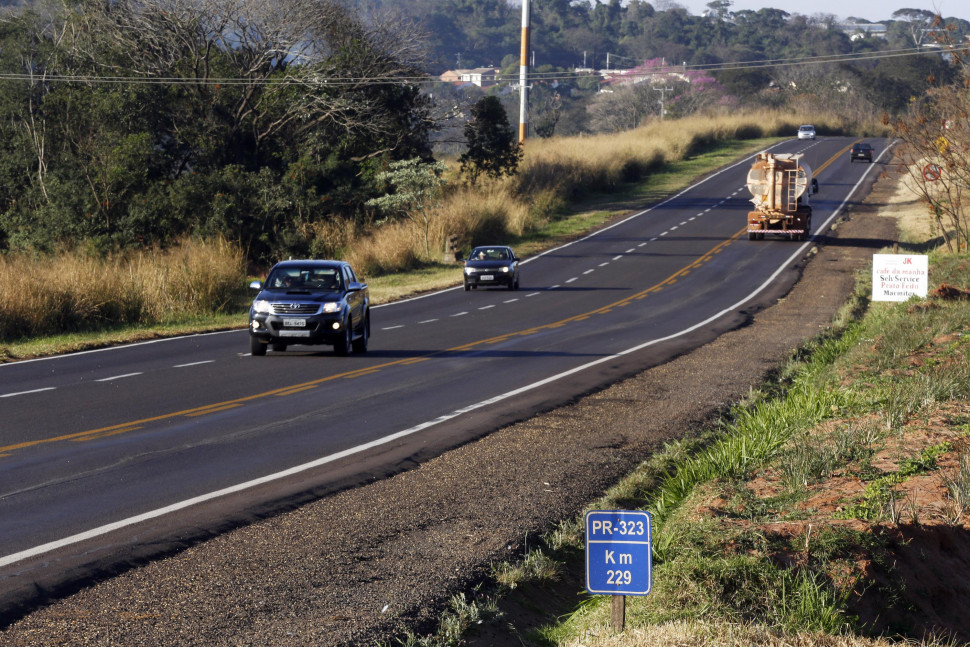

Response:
(252, 299), (271, 314)
(322, 302), (341, 313)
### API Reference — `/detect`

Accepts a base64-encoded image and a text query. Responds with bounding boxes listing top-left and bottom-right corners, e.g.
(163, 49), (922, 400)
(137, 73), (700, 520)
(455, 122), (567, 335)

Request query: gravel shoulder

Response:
(0, 163), (901, 646)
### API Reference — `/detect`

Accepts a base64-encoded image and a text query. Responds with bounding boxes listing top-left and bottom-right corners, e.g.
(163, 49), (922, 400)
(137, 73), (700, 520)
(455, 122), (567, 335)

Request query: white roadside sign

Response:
(872, 254), (928, 302)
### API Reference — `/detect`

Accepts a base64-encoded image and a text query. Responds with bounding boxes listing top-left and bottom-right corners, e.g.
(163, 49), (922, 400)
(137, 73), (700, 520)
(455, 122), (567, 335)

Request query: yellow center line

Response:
(185, 404), (244, 417)
(275, 385), (319, 396)
(2, 227), (748, 458)
(71, 427), (144, 442)
(814, 145), (853, 176)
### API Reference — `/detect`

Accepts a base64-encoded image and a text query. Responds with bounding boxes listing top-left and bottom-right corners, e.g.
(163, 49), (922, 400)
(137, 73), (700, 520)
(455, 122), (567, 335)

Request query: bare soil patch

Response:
(0, 159), (915, 646)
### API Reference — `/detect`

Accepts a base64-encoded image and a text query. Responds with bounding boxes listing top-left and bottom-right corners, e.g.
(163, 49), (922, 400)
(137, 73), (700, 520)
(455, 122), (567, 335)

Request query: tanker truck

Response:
(745, 151), (818, 241)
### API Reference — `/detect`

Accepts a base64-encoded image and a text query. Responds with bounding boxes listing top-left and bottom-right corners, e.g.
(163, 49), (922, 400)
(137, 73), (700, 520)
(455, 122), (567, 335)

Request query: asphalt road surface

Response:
(0, 136), (888, 615)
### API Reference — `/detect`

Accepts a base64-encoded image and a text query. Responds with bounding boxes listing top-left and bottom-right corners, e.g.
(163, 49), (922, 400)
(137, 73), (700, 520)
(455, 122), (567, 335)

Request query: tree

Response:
(69, 0), (432, 171)
(588, 84), (656, 133)
(366, 158), (447, 256)
(892, 63), (970, 253)
(458, 95), (521, 183)
(891, 8), (938, 50)
(0, 0), (437, 261)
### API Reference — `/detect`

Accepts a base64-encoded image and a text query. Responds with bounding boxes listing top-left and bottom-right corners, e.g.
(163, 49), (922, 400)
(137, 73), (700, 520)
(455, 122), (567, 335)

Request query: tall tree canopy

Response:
(0, 0), (434, 262)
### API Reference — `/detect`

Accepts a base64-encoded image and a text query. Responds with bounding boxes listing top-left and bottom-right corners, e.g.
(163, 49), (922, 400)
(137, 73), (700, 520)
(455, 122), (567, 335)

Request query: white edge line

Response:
(1, 142), (879, 568)
(1, 329), (240, 367)
(0, 142), (788, 370)
(0, 158), (876, 570)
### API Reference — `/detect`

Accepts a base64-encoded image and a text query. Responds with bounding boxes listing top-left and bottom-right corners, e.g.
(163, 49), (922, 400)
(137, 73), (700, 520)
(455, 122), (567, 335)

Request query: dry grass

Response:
(515, 110), (842, 196)
(560, 620), (936, 647)
(1, 108), (882, 348)
(0, 238), (246, 342)
(349, 109), (863, 274)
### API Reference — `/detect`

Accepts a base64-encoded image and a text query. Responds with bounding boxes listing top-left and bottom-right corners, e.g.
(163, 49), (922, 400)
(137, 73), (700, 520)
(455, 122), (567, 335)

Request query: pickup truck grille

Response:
(270, 303), (321, 315)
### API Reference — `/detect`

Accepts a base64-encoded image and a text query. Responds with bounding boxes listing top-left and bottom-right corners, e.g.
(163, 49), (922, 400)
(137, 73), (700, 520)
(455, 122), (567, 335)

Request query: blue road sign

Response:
(585, 510), (652, 596)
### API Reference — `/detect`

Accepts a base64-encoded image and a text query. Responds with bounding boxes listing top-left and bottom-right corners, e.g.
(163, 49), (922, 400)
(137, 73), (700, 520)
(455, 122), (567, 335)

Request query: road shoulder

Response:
(0, 164), (901, 647)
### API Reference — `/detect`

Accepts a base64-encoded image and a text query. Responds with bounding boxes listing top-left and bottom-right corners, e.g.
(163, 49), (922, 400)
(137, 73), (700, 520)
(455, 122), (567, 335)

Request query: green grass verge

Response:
(425, 246), (970, 647)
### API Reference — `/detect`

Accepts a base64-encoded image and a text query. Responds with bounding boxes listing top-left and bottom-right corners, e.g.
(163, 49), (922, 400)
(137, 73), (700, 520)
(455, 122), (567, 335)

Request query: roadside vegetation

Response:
(393, 191), (970, 646)
(0, 109), (872, 361)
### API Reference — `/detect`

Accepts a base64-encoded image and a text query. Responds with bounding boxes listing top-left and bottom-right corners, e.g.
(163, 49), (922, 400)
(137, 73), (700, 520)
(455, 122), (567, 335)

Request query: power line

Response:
(0, 44), (960, 87)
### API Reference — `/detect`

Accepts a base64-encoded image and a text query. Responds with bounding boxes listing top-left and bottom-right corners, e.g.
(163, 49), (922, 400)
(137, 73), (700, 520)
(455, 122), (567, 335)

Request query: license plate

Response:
(283, 318), (307, 327)
(279, 330), (311, 337)
(480, 274), (494, 281)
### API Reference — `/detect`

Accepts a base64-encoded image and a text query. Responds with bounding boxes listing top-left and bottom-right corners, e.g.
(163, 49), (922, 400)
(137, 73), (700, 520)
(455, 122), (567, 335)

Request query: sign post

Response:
(585, 510), (652, 631)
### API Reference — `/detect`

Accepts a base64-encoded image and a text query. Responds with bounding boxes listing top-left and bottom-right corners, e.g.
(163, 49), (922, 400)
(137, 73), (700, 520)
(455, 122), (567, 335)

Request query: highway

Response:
(0, 136), (888, 606)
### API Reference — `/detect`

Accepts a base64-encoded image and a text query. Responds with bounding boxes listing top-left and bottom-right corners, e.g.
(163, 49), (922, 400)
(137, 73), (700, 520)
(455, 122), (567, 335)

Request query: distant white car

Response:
(797, 125), (816, 140)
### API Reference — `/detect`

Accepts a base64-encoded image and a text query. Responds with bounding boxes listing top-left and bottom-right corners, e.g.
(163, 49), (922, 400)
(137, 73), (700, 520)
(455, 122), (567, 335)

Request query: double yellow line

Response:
(3, 232), (744, 458)
(6, 194), (798, 459)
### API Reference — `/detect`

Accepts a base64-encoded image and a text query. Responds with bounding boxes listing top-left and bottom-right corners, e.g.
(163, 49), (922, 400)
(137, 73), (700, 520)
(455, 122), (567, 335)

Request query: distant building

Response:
(840, 22), (888, 40)
(439, 70), (463, 84)
(439, 68), (501, 88)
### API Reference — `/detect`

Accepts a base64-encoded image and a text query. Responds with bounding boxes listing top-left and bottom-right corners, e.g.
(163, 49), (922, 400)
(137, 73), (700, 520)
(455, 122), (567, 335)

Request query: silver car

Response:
(797, 125), (816, 140)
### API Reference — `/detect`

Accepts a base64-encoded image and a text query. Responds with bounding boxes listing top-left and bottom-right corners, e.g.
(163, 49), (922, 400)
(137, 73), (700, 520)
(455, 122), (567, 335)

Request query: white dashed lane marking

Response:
(96, 373), (143, 382)
(1, 387), (56, 398)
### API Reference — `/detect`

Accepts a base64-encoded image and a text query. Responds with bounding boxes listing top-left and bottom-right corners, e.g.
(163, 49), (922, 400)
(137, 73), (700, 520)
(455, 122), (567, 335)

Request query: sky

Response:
(675, 0), (970, 23)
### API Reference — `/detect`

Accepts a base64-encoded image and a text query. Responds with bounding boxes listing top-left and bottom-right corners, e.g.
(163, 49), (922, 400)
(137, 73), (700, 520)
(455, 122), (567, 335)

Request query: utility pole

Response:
(654, 86), (672, 119)
(518, 0), (531, 143)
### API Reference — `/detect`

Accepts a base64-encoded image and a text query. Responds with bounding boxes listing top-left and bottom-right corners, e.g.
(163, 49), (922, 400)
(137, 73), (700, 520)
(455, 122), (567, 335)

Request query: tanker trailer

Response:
(745, 151), (817, 241)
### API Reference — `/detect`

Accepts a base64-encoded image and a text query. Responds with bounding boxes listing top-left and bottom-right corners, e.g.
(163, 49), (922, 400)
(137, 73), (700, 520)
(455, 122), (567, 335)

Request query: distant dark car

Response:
(850, 142), (873, 163)
(248, 260), (369, 356)
(463, 245), (520, 291)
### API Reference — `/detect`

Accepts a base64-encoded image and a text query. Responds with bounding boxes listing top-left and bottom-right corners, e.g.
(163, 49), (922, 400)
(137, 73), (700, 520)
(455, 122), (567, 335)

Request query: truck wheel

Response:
(748, 232), (757, 241)
(250, 336), (267, 356)
(334, 321), (351, 356)
(352, 312), (369, 354)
